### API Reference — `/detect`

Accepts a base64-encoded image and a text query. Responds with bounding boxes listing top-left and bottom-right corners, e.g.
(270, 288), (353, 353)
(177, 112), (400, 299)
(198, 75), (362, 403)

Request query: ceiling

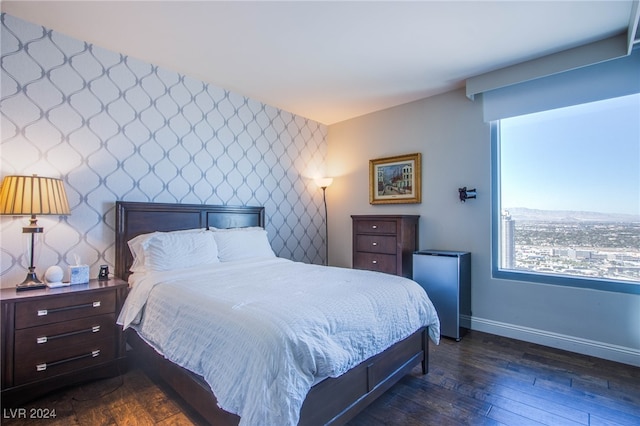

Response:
(1, 1), (635, 125)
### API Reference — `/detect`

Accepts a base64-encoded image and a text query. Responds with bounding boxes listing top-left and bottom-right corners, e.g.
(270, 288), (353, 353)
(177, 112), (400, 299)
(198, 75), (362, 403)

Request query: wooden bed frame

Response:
(115, 201), (429, 425)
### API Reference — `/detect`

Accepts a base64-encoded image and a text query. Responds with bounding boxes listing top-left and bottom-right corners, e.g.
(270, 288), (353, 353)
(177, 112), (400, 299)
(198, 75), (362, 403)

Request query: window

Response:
(493, 93), (640, 293)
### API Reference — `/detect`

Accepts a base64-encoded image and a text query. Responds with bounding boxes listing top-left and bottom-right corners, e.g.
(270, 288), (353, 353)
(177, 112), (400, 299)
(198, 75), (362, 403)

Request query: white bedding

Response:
(117, 257), (440, 426)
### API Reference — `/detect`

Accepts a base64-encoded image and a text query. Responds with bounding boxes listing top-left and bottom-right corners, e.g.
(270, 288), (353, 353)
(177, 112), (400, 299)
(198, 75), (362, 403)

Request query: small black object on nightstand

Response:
(98, 265), (109, 280)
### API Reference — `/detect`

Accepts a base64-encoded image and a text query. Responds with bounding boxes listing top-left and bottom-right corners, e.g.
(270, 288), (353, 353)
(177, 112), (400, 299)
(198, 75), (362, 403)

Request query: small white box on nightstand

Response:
(69, 265), (90, 285)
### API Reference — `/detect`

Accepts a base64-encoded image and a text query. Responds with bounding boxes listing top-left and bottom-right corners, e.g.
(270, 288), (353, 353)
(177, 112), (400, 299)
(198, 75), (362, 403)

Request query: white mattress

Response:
(117, 258), (440, 426)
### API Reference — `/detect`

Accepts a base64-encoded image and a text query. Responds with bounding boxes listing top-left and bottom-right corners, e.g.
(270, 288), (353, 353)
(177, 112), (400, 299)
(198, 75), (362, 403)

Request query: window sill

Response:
(493, 269), (640, 294)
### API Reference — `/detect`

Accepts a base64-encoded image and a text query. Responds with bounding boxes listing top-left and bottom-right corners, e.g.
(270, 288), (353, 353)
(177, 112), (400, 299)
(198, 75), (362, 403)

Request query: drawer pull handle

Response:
(372, 225), (377, 229)
(36, 325), (102, 344)
(35, 349), (101, 372)
(35, 301), (102, 317)
(372, 260), (378, 264)
(372, 242), (378, 246)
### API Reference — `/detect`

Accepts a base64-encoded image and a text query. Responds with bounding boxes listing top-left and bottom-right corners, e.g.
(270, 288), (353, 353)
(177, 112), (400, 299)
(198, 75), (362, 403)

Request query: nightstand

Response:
(351, 215), (419, 278)
(1, 278), (128, 406)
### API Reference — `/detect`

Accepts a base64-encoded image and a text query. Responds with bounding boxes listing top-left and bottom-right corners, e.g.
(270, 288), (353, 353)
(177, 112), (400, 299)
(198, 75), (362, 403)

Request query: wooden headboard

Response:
(115, 201), (265, 280)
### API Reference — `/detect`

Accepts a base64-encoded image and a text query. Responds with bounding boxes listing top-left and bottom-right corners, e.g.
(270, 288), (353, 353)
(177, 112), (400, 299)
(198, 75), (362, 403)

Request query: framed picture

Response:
(369, 153), (421, 205)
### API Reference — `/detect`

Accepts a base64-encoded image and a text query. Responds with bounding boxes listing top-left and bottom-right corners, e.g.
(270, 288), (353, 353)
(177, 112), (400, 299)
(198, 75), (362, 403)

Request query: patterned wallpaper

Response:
(0, 14), (329, 287)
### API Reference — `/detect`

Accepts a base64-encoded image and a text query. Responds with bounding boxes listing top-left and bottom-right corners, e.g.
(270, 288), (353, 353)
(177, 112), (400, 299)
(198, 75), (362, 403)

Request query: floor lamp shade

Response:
(0, 175), (71, 291)
(314, 177), (333, 189)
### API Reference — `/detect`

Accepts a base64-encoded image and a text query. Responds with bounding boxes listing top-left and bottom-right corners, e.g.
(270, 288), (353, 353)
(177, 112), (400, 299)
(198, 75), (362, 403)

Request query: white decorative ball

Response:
(44, 265), (64, 284)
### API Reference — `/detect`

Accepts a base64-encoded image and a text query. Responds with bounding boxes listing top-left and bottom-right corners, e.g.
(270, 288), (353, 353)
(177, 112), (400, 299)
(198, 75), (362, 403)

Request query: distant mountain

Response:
(504, 207), (640, 223)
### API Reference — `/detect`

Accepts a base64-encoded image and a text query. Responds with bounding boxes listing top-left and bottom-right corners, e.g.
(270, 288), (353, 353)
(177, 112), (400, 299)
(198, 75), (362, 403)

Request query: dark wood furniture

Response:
(0, 278), (128, 406)
(352, 215), (419, 278)
(115, 201), (429, 426)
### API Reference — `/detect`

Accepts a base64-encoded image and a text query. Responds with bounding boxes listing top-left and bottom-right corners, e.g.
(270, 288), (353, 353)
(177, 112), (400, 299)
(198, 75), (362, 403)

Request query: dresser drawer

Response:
(15, 313), (116, 358)
(352, 215), (419, 278)
(354, 252), (397, 274)
(355, 235), (397, 254)
(354, 220), (397, 234)
(14, 336), (116, 385)
(15, 290), (116, 329)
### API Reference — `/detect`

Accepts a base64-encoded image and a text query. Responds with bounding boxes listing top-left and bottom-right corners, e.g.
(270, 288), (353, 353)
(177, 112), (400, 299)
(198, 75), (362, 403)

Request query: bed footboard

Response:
(300, 327), (428, 425)
(126, 327), (428, 426)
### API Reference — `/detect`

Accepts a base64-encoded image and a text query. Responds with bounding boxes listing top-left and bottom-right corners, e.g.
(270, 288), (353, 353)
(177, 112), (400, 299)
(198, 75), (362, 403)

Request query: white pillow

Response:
(127, 228), (212, 272)
(143, 230), (219, 271)
(128, 232), (157, 273)
(213, 227), (276, 262)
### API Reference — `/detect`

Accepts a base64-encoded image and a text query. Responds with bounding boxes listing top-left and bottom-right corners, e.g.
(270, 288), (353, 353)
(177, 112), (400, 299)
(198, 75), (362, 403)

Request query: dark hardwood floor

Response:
(3, 330), (639, 425)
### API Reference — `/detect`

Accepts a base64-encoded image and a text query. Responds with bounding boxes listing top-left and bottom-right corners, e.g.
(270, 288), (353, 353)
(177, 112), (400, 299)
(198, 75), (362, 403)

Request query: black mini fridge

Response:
(413, 251), (471, 341)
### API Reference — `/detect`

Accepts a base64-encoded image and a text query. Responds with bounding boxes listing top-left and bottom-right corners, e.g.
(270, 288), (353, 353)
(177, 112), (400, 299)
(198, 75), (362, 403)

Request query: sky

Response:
(499, 93), (640, 217)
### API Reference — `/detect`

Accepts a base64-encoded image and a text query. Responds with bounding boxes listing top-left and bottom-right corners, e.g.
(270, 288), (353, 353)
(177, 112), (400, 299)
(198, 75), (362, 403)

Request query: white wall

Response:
(327, 88), (640, 366)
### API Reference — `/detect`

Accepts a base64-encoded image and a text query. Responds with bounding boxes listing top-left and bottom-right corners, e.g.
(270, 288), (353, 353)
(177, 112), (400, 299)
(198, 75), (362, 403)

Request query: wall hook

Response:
(458, 187), (477, 202)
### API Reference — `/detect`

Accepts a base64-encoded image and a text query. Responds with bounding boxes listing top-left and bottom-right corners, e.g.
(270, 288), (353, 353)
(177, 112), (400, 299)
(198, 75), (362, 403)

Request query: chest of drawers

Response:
(351, 215), (419, 278)
(1, 279), (128, 406)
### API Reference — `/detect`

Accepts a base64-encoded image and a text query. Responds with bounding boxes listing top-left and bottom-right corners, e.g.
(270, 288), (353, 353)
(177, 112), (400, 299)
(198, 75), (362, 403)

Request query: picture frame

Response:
(369, 153), (421, 205)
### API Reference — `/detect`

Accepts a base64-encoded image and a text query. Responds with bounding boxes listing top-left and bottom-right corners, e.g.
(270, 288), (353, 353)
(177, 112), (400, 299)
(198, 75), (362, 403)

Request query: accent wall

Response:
(0, 14), (329, 287)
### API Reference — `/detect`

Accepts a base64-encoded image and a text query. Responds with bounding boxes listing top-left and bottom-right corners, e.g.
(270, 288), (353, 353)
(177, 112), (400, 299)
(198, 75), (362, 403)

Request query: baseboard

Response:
(466, 315), (640, 367)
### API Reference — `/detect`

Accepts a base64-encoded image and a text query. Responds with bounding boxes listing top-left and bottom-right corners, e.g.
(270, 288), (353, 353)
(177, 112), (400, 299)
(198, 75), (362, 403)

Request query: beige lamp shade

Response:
(0, 175), (70, 216)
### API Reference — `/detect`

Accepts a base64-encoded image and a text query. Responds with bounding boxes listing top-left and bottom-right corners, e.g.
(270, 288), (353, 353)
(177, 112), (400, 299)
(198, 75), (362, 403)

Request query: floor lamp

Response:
(315, 177), (333, 265)
(0, 174), (71, 291)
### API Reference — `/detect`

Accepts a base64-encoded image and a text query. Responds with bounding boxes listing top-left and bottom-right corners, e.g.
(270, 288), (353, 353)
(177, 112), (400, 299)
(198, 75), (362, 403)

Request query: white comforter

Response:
(117, 258), (440, 426)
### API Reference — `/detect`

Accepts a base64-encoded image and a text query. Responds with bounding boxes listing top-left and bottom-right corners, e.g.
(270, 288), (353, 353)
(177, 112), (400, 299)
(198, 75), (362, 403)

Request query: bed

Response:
(114, 201), (439, 425)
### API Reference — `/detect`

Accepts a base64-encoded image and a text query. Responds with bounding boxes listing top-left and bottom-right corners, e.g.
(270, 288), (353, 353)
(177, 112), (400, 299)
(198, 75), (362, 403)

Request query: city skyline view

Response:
(500, 210), (638, 283)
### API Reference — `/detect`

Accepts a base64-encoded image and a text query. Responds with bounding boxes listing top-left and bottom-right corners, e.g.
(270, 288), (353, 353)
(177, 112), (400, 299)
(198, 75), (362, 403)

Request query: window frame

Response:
(491, 121), (640, 295)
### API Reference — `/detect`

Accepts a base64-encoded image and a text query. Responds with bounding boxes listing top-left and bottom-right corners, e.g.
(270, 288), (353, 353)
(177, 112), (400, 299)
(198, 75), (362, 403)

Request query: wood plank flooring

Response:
(3, 330), (639, 425)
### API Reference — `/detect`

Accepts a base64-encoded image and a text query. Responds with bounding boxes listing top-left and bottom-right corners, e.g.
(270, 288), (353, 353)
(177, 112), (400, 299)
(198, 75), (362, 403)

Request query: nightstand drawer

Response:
(15, 337), (116, 385)
(354, 252), (397, 274)
(15, 313), (116, 358)
(354, 220), (397, 234)
(355, 235), (397, 254)
(15, 290), (116, 329)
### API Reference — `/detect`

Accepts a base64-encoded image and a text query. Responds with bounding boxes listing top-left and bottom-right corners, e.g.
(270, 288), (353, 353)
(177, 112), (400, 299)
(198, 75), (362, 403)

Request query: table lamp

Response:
(0, 174), (70, 291)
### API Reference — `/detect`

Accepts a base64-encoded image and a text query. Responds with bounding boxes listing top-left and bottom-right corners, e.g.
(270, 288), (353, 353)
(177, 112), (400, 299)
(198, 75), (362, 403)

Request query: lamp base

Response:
(16, 272), (46, 292)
